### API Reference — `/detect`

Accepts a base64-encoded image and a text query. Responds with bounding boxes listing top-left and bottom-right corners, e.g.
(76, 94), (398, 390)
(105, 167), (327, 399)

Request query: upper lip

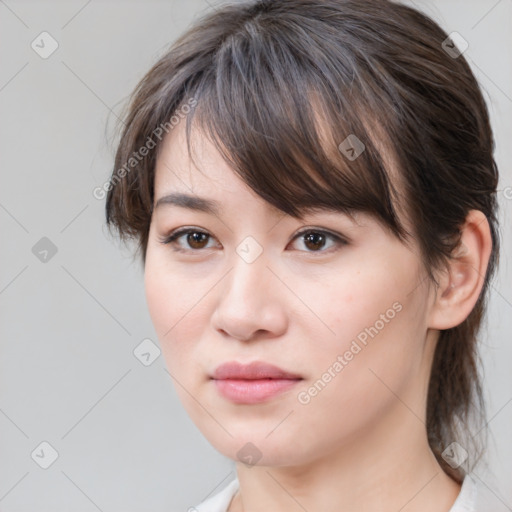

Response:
(212, 361), (302, 380)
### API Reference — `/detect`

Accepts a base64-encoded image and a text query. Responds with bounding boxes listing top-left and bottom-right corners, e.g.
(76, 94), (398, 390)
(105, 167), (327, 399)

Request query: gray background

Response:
(0, 0), (510, 510)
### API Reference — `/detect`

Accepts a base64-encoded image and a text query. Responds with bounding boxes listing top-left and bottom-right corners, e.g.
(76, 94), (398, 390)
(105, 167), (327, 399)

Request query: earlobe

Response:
(428, 210), (492, 330)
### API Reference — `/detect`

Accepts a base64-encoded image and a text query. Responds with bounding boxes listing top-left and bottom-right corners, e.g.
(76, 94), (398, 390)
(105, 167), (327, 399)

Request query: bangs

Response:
(177, 20), (412, 242)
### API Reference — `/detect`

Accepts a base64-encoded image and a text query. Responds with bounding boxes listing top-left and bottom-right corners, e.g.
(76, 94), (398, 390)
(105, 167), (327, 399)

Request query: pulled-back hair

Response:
(105, 0), (500, 482)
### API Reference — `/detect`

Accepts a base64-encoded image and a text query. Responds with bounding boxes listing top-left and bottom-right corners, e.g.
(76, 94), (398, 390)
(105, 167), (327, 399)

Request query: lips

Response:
(211, 361), (302, 404)
(212, 361), (302, 380)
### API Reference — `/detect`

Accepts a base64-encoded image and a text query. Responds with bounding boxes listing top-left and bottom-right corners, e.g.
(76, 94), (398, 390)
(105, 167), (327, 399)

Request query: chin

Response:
(199, 426), (314, 469)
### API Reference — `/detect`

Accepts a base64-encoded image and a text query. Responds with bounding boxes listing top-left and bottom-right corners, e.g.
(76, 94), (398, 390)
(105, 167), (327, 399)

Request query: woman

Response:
(105, 0), (502, 510)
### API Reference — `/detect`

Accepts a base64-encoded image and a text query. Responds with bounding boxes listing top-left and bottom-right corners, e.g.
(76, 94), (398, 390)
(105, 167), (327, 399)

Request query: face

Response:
(144, 120), (437, 468)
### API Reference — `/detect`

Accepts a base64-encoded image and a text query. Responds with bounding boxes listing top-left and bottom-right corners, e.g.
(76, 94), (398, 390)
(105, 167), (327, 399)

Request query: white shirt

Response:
(191, 474), (510, 512)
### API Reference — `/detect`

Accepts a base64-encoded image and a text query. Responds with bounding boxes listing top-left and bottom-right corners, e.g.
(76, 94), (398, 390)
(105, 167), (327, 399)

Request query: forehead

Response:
(154, 120), (236, 193)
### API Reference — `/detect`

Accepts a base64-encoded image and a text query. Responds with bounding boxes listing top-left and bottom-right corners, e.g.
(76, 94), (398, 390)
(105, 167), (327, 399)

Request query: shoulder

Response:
(191, 478), (239, 512)
(449, 474), (511, 512)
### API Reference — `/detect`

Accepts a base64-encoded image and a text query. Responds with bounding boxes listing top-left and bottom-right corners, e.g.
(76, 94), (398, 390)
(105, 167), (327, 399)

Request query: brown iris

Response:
(303, 232), (326, 251)
(187, 232), (209, 249)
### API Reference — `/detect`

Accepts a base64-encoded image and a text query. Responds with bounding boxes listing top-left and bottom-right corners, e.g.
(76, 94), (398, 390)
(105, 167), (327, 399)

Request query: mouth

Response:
(210, 361), (303, 404)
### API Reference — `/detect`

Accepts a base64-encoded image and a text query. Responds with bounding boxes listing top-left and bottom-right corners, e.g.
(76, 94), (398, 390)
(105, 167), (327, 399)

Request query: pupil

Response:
(305, 232), (325, 251)
(188, 232), (207, 248)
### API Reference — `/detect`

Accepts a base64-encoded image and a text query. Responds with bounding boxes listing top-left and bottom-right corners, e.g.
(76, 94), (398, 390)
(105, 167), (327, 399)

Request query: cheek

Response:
(294, 263), (425, 404)
(291, 306), (420, 457)
(144, 263), (205, 370)
(292, 266), (400, 356)
(144, 268), (171, 335)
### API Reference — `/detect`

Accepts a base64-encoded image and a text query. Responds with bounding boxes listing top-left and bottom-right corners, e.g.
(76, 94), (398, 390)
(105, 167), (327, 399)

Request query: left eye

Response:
(289, 229), (347, 253)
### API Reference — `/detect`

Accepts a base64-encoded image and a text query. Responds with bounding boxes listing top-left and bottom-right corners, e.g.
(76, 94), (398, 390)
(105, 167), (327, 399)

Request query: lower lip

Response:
(213, 378), (301, 404)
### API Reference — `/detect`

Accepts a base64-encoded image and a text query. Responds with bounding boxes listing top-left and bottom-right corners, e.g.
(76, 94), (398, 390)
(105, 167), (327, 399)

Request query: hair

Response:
(105, 0), (500, 482)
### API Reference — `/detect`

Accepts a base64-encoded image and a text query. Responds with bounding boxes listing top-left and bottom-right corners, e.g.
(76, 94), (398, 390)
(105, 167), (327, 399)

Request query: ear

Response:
(428, 210), (493, 330)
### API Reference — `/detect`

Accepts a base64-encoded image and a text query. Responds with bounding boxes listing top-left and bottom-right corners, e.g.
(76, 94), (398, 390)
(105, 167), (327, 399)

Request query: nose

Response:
(210, 250), (288, 342)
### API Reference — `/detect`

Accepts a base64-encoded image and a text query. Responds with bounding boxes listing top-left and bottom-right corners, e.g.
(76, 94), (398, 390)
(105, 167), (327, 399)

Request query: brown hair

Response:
(105, 0), (500, 481)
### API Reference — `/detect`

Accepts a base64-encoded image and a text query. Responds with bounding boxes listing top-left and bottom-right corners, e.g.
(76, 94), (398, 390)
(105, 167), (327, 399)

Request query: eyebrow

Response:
(153, 192), (366, 226)
(153, 193), (221, 215)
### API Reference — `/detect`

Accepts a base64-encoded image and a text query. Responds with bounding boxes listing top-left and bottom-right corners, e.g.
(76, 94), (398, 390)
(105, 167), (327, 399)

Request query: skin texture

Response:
(144, 120), (492, 512)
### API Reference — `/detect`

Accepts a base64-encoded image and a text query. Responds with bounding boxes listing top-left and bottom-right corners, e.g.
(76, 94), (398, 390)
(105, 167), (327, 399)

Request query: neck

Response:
(229, 405), (461, 512)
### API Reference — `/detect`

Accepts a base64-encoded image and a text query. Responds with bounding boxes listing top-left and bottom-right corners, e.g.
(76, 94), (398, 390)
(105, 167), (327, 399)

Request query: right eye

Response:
(158, 227), (220, 253)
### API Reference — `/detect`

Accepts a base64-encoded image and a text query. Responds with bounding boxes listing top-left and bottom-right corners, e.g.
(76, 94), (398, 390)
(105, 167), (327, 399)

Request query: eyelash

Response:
(157, 227), (348, 255)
